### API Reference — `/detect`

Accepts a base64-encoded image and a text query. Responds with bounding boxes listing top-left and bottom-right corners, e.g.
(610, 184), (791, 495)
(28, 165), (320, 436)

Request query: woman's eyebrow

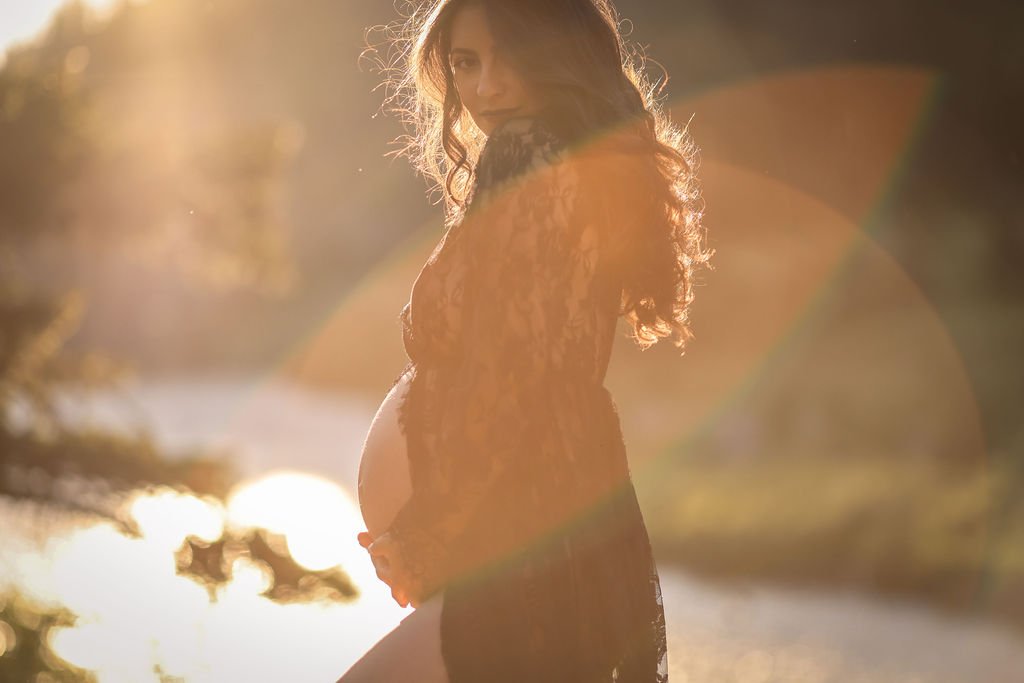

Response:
(448, 47), (478, 57)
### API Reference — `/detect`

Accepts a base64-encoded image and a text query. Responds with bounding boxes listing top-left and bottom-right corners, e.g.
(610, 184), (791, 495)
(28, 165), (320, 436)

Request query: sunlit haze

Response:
(0, 0), (121, 59)
(0, 0), (1021, 680)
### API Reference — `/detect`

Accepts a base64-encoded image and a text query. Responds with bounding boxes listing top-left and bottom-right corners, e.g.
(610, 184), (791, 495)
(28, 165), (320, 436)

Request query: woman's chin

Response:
(472, 118), (495, 136)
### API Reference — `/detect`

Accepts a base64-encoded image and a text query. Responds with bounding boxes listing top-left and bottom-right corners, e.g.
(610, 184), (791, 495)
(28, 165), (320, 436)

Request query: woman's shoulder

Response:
(476, 115), (569, 186)
(485, 116), (650, 179)
(474, 116), (654, 214)
(486, 114), (565, 149)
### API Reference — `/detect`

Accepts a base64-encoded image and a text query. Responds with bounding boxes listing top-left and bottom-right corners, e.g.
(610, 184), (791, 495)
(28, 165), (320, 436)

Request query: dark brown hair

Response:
(365, 0), (712, 352)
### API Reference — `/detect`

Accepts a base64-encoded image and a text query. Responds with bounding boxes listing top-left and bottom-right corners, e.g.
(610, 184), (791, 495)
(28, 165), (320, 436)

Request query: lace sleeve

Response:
(385, 117), (607, 598)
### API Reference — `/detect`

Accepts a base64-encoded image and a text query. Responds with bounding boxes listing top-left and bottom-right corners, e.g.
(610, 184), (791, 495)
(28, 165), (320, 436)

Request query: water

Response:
(16, 374), (1024, 682)
(659, 567), (1023, 682)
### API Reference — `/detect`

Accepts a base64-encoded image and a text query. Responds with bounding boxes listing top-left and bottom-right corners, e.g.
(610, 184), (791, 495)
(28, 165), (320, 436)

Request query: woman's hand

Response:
(357, 530), (424, 608)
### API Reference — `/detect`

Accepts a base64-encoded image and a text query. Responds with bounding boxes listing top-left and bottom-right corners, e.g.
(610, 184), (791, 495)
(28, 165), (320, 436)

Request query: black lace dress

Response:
(387, 115), (668, 682)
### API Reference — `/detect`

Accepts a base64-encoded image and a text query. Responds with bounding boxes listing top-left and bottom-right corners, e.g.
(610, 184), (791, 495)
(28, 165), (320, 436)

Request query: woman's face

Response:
(447, 3), (542, 136)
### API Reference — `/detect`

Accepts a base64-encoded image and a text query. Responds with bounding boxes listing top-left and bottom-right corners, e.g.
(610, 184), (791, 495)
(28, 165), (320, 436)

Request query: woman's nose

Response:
(477, 61), (507, 99)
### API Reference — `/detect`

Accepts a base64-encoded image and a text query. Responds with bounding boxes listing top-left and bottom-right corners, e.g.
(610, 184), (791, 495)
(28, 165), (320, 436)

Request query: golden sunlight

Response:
(129, 488), (225, 551)
(40, 519), (212, 680)
(227, 471), (367, 572)
(0, 0), (130, 56)
(3, 479), (401, 681)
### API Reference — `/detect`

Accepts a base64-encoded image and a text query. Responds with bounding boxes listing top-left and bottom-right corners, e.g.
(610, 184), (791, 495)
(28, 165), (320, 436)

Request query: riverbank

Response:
(639, 453), (1024, 638)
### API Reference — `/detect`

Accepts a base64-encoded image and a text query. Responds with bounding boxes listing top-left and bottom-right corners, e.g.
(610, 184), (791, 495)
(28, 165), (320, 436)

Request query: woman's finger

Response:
(366, 532), (419, 607)
(376, 561), (411, 605)
(372, 556), (393, 586)
(392, 585), (409, 608)
(373, 558), (409, 607)
(357, 531), (373, 549)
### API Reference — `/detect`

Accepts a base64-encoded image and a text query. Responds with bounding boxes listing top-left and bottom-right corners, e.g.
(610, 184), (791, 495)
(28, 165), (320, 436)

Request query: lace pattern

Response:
(387, 115), (669, 681)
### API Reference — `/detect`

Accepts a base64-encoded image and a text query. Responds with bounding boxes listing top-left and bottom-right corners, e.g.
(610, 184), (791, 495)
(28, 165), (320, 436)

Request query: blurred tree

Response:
(0, 3), (354, 680)
(0, 597), (80, 682)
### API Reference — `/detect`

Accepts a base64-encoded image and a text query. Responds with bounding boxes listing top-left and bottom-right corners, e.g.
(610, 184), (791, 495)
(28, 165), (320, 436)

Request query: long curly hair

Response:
(365, 0), (712, 353)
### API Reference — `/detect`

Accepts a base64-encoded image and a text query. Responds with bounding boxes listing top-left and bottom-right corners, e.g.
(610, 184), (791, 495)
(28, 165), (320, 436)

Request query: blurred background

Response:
(0, 0), (1021, 681)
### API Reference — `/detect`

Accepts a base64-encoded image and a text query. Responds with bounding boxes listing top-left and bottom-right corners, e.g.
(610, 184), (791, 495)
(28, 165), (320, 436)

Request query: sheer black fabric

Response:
(387, 115), (668, 682)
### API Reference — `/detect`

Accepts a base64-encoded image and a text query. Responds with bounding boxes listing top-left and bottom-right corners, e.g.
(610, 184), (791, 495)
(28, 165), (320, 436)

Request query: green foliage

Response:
(175, 527), (359, 604)
(0, 279), (233, 511)
(0, 0), (299, 296)
(0, 56), (90, 240)
(0, 2), (360, 678)
(0, 594), (92, 683)
(639, 453), (1024, 627)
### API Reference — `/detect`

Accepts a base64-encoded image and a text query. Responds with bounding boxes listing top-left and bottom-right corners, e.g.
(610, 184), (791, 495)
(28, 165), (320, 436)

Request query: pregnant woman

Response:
(341, 0), (711, 680)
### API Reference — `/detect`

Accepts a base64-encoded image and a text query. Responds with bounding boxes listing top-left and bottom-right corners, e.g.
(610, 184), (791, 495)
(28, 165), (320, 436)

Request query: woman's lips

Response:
(481, 107), (521, 117)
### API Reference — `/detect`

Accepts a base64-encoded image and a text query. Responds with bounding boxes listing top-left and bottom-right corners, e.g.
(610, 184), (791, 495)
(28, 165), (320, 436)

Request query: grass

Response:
(638, 453), (1024, 632)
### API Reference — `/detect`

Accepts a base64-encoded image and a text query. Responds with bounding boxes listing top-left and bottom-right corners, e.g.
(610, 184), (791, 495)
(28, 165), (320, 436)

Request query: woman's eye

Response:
(452, 58), (477, 70)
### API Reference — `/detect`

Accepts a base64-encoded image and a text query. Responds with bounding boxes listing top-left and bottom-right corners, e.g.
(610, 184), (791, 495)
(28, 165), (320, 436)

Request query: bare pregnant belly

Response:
(357, 370), (413, 538)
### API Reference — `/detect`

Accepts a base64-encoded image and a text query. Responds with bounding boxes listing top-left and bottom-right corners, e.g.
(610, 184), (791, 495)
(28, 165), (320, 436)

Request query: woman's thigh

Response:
(335, 592), (448, 683)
